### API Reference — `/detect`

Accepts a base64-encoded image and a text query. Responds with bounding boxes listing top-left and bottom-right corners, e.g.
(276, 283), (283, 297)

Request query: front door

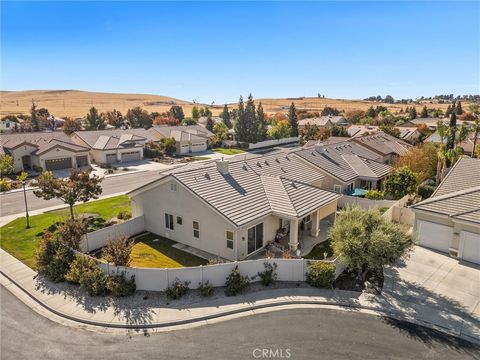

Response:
(22, 155), (31, 170)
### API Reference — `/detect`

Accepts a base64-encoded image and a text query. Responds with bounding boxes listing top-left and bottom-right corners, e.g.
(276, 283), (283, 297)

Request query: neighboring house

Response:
(303, 137), (348, 148)
(410, 117), (449, 130)
(197, 116), (223, 126)
(294, 141), (391, 194)
(298, 116), (348, 130)
(0, 118), (17, 133)
(71, 129), (158, 164)
(0, 132), (90, 172)
(411, 157), (480, 265)
(150, 125), (214, 154)
(351, 132), (411, 164)
(347, 125), (380, 138)
(397, 127), (423, 144)
(425, 130), (480, 156)
(128, 153), (341, 261)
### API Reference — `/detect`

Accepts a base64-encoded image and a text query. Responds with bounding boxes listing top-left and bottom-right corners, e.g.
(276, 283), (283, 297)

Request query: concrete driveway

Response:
(384, 246), (480, 317)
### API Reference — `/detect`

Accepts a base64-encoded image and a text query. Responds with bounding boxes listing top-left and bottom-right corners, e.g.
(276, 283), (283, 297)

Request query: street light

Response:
(17, 171), (30, 229)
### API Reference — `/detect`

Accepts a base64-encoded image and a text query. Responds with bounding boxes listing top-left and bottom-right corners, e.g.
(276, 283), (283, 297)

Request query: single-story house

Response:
(197, 116), (223, 126)
(351, 132), (411, 164)
(149, 125), (214, 154)
(398, 127), (423, 144)
(303, 137), (348, 148)
(411, 157), (480, 265)
(299, 116), (348, 130)
(0, 132), (90, 172)
(71, 129), (158, 164)
(0, 118), (17, 133)
(410, 117), (450, 130)
(128, 152), (341, 261)
(294, 141), (392, 194)
(347, 125), (380, 138)
(425, 130), (480, 157)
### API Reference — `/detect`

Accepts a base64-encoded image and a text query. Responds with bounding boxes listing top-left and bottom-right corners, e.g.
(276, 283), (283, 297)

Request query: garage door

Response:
(416, 220), (453, 253)
(190, 142), (207, 152)
(460, 231), (480, 264)
(121, 151), (141, 162)
(45, 158), (73, 171)
(106, 154), (117, 164)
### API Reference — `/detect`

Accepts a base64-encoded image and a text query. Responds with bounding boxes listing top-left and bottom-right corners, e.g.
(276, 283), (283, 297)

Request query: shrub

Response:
(36, 232), (74, 282)
(102, 235), (134, 266)
(0, 179), (11, 192)
(306, 262), (336, 289)
(165, 279), (190, 300)
(417, 184), (435, 199)
(106, 273), (136, 297)
(198, 280), (214, 297)
(257, 262), (278, 286)
(225, 266), (250, 296)
(365, 190), (384, 200)
(32, 165), (43, 173)
(66, 254), (107, 296)
(208, 257), (226, 265)
(57, 217), (88, 250)
(117, 210), (132, 220)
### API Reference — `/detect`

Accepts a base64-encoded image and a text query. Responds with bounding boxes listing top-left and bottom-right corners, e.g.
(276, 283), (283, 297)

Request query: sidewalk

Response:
(0, 248), (479, 343)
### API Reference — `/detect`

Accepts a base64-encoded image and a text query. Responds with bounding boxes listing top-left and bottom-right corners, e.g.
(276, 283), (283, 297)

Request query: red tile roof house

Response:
(0, 132), (90, 172)
(70, 129), (158, 164)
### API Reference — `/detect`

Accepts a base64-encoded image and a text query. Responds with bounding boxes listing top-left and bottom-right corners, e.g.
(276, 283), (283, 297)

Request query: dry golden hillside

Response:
(0, 90), (465, 118)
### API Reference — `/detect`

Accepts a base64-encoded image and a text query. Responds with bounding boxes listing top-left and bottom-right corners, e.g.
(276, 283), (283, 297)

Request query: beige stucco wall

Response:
(9, 144), (38, 172)
(39, 148), (90, 169)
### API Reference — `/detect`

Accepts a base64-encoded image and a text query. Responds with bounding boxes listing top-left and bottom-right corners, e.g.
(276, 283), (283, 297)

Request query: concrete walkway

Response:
(0, 248), (479, 344)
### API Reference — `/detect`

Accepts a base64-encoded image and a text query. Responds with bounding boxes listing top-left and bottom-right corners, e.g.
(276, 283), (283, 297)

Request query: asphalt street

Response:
(0, 171), (161, 217)
(1, 286), (478, 360)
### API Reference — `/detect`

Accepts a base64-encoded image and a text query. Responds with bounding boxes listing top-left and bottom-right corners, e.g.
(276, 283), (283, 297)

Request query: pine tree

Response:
(257, 102), (267, 141)
(366, 106), (376, 118)
(446, 104), (452, 117)
(85, 107), (106, 130)
(220, 104), (232, 129)
(455, 101), (463, 115)
(446, 112), (457, 150)
(288, 102), (298, 137)
(420, 106), (428, 118)
(409, 106), (417, 120)
(30, 101), (40, 131)
(206, 114), (214, 132)
(245, 94), (257, 143)
(192, 106), (200, 120)
(234, 96), (247, 142)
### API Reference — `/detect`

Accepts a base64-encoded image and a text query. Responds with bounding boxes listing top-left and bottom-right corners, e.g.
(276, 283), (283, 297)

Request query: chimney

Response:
(216, 158), (229, 175)
(314, 142), (325, 154)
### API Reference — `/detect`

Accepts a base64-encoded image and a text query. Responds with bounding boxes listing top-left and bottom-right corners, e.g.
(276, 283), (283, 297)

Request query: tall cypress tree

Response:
(409, 106), (417, 120)
(420, 106), (428, 118)
(245, 94), (257, 143)
(288, 102), (298, 137)
(220, 104), (232, 129)
(446, 105), (452, 117)
(257, 102), (267, 141)
(206, 114), (214, 132)
(234, 96), (247, 142)
(30, 101), (40, 131)
(455, 101), (463, 115)
(447, 112), (457, 150)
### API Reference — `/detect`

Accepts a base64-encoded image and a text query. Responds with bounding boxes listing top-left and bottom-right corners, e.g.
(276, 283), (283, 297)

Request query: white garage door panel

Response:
(121, 151), (141, 162)
(460, 231), (480, 265)
(416, 220), (453, 253)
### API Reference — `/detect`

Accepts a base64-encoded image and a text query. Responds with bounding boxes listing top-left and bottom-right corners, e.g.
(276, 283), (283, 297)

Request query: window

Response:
(226, 231), (234, 249)
(247, 223), (264, 254)
(193, 221), (200, 238)
(170, 183), (178, 191)
(176, 216), (182, 225)
(333, 184), (342, 193)
(165, 213), (174, 230)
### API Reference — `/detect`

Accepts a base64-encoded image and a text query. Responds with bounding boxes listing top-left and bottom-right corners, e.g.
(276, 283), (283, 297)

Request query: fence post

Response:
(200, 265), (204, 284)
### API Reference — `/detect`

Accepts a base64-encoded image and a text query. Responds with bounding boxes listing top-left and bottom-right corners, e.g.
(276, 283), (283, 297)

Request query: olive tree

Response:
(330, 206), (414, 282)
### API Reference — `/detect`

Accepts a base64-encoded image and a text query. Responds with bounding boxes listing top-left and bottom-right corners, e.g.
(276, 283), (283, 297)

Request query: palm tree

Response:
(436, 121), (448, 185)
(472, 119), (480, 158)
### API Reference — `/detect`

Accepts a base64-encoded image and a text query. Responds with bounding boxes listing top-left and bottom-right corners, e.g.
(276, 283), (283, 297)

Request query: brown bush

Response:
(102, 235), (134, 266)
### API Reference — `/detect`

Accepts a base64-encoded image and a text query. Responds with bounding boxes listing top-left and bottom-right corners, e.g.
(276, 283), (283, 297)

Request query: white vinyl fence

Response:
(223, 137), (299, 150)
(382, 195), (415, 226)
(80, 216), (145, 252)
(93, 257), (343, 292)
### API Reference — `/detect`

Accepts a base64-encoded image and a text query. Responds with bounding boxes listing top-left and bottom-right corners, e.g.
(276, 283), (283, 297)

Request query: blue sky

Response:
(1, 1), (479, 103)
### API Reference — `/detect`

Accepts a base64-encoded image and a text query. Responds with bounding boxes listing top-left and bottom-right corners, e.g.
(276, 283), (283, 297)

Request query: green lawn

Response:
(0, 195), (131, 269)
(126, 233), (207, 268)
(304, 239), (335, 260)
(213, 148), (246, 155)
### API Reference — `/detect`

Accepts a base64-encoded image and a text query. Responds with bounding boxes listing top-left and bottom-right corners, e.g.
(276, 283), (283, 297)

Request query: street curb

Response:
(1, 268), (478, 345)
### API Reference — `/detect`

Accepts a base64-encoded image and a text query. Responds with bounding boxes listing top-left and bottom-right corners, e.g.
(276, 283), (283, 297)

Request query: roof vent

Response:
(275, 157), (280, 163)
(257, 161), (261, 167)
(315, 144), (325, 154)
(204, 173), (211, 180)
(216, 158), (229, 175)
(264, 160), (269, 166)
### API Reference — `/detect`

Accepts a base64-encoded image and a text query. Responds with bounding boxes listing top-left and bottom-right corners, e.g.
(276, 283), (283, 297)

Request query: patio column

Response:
(289, 218), (299, 251)
(370, 180), (378, 190)
(310, 210), (320, 237)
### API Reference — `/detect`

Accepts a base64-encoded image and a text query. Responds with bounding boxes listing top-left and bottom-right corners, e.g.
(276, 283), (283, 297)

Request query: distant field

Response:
(0, 89), (466, 118)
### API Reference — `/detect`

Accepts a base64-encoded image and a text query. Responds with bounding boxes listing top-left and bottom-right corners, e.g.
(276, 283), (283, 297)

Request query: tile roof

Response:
(294, 141), (391, 182)
(299, 116), (347, 127)
(0, 132), (89, 155)
(73, 129), (157, 149)
(352, 132), (411, 156)
(398, 127), (420, 140)
(347, 125), (380, 138)
(130, 152), (338, 226)
(151, 125), (214, 141)
(412, 157), (480, 225)
(426, 131), (479, 153)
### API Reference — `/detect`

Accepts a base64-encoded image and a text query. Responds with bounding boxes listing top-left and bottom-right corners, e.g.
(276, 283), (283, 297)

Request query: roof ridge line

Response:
(412, 185), (480, 207)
